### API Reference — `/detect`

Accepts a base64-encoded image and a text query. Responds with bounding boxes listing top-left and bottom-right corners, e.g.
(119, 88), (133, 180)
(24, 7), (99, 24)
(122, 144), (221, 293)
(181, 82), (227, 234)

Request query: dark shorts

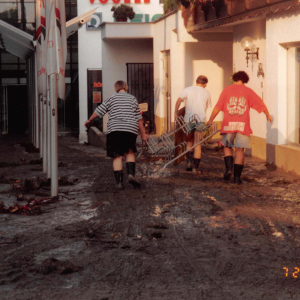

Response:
(106, 131), (137, 158)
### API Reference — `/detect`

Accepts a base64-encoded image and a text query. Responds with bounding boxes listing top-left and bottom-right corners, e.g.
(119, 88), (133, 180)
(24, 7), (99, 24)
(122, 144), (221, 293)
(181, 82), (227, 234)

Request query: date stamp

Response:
(283, 267), (300, 278)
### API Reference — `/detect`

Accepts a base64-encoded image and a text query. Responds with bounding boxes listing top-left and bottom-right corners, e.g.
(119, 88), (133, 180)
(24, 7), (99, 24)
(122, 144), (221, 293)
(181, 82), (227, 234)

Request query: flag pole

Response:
(42, 95), (47, 173)
(47, 87), (51, 178)
(49, 73), (58, 196)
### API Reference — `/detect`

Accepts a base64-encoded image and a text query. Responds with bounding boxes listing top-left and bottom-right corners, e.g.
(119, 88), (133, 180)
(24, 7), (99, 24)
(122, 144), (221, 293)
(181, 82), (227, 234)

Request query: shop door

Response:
(87, 69), (103, 131)
(127, 63), (154, 133)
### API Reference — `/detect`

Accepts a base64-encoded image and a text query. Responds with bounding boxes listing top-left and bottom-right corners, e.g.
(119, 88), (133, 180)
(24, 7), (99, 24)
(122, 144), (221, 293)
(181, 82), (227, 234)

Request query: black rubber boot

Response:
(186, 152), (193, 171)
(234, 164), (244, 184)
(126, 162), (140, 188)
(192, 158), (201, 174)
(114, 170), (124, 190)
(223, 156), (233, 180)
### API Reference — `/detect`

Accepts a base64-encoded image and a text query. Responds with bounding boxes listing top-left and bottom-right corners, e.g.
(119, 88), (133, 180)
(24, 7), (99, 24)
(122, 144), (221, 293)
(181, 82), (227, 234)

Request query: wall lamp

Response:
(241, 37), (259, 67)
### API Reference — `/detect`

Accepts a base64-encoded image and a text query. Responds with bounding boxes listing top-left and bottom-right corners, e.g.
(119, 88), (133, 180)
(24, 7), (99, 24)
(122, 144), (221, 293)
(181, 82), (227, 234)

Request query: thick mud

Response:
(1, 135), (300, 300)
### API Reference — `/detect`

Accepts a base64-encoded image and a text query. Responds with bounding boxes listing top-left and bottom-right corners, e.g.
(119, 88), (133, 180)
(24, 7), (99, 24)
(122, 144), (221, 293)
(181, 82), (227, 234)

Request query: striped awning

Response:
(0, 20), (35, 59)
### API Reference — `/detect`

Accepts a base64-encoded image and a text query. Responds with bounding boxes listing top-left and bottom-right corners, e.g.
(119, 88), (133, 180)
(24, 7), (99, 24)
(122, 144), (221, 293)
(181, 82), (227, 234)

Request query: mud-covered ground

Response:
(1, 135), (300, 300)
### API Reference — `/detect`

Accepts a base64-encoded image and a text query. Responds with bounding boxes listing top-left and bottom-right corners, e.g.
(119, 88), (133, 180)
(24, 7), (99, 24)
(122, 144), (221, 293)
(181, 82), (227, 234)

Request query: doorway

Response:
(1, 85), (28, 134)
(127, 63), (154, 133)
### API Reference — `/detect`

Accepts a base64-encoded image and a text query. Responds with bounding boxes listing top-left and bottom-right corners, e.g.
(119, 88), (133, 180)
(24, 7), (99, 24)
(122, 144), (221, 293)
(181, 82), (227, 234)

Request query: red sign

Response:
(94, 82), (102, 88)
(93, 92), (102, 103)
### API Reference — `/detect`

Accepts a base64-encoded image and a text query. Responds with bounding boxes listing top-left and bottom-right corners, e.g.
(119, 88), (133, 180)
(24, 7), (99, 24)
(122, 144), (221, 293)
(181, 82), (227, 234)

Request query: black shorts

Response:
(106, 131), (137, 158)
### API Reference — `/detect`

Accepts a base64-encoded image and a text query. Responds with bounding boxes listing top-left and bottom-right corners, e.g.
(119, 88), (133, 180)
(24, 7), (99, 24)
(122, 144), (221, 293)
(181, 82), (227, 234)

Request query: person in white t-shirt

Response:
(174, 75), (212, 173)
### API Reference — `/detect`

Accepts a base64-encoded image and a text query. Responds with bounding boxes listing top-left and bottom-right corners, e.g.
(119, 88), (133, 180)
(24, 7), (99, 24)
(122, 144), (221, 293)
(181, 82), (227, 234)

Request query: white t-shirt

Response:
(179, 85), (212, 123)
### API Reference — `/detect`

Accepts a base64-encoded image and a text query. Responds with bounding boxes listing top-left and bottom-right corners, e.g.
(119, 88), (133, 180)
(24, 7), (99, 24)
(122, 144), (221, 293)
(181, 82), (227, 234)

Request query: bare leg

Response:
(234, 147), (244, 165)
(125, 149), (135, 163)
(113, 156), (123, 171)
(224, 146), (233, 157)
(193, 131), (202, 159)
(186, 132), (194, 151)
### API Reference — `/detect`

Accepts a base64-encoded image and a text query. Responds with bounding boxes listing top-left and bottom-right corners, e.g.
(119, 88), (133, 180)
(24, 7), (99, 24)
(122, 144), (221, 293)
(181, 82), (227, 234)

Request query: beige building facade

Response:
(78, 0), (300, 175)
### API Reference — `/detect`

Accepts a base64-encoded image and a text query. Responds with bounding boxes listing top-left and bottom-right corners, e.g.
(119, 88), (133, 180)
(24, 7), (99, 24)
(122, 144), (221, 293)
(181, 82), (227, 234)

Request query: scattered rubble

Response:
(0, 196), (62, 215)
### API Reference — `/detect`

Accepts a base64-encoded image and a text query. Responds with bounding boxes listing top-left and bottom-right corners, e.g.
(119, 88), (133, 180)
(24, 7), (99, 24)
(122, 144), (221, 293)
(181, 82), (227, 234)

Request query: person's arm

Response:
(207, 107), (220, 125)
(263, 107), (273, 123)
(138, 119), (149, 143)
(84, 112), (99, 127)
(174, 97), (183, 120)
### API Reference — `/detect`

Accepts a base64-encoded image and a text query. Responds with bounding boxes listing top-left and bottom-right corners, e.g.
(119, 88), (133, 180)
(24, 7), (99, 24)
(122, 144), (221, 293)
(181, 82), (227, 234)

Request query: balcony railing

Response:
(181, 0), (298, 30)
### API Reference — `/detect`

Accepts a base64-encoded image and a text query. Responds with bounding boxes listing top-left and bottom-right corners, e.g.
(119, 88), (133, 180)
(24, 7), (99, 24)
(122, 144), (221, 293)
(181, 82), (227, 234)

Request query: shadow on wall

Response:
(184, 40), (233, 90)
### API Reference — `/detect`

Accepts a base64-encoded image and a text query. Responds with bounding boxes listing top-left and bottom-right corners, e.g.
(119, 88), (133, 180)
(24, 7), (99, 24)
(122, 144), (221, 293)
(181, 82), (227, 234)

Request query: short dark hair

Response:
(196, 75), (208, 85)
(114, 81), (128, 92)
(232, 71), (249, 84)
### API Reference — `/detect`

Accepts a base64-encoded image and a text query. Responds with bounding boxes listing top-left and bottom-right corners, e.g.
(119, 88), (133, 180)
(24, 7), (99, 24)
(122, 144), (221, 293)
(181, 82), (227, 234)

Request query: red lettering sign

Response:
(48, 40), (54, 48)
(59, 68), (65, 77)
(94, 82), (103, 88)
(37, 67), (46, 77)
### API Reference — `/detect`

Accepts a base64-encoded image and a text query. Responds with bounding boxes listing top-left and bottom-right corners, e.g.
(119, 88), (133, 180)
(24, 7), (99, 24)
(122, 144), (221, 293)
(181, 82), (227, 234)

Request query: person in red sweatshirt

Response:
(207, 71), (272, 184)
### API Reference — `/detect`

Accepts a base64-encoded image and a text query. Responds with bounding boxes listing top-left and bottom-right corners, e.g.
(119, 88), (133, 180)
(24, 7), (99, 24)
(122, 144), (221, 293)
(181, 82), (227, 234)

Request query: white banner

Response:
(47, 0), (67, 100)
(36, 0), (47, 96)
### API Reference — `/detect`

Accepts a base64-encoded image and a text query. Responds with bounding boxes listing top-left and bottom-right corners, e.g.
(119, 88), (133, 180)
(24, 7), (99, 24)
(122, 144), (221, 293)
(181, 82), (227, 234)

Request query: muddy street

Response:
(1, 135), (300, 300)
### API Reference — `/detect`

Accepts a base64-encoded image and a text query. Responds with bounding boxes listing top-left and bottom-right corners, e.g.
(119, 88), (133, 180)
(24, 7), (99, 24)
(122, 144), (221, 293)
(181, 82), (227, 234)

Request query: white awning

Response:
(0, 20), (34, 59)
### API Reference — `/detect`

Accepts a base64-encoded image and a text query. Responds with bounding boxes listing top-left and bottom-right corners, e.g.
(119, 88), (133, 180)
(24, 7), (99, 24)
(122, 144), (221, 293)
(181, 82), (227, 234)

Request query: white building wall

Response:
(78, 0), (163, 142)
(152, 14), (177, 129)
(266, 9), (300, 146)
(232, 19), (267, 140)
(102, 38), (153, 131)
(153, 11), (232, 133)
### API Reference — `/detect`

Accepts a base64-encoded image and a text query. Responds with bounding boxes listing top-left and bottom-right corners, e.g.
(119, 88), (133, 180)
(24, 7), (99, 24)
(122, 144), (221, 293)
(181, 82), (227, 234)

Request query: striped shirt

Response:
(95, 92), (142, 135)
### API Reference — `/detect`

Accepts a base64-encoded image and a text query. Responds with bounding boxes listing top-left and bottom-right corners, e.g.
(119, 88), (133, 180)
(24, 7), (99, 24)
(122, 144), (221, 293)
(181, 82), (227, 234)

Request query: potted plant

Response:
(111, 4), (135, 22)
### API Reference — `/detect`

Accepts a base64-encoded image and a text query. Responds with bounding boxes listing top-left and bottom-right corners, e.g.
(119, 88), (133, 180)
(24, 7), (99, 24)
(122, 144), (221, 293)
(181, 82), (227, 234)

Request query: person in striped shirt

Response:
(85, 81), (148, 189)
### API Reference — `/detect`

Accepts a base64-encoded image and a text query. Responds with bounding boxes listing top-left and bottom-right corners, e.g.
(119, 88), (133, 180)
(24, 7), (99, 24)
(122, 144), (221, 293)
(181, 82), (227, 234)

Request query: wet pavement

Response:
(1, 134), (300, 300)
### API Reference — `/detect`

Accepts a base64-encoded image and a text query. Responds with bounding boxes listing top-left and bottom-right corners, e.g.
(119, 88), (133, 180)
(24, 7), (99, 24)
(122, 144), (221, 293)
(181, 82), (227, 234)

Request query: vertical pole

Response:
(43, 95), (47, 173)
(34, 56), (40, 149)
(49, 73), (58, 197)
(47, 87), (51, 179)
(39, 94), (43, 159)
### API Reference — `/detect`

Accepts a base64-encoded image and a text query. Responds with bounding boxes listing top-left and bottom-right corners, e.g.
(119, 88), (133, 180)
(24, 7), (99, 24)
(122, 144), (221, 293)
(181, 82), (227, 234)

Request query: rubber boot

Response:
(234, 164), (244, 184)
(114, 170), (124, 190)
(223, 156), (233, 180)
(186, 152), (193, 171)
(126, 162), (140, 188)
(192, 158), (201, 174)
